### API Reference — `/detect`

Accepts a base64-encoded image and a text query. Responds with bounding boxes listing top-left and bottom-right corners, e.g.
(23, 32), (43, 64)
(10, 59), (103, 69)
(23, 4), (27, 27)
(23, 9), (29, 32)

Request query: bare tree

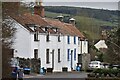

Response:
(2, 2), (17, 79)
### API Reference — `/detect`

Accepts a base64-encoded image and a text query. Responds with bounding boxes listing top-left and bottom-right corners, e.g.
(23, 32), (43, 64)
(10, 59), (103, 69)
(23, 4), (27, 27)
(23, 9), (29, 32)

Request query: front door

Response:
(71, 50), (73, 70)
(78, 54), (82, 64)
(52, 49), (54, 69)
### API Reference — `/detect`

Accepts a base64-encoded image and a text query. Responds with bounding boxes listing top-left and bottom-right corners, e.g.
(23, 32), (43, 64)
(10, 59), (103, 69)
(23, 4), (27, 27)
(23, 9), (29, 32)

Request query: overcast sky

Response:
(43, 2), (119, 10)
(21, 0), (120, 10)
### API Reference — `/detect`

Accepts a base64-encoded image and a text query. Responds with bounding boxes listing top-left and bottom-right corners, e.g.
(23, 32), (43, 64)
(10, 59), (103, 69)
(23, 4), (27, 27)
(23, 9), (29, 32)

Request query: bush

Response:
(86, 69), (93, 72)
(92, 68), (120, 77)
(110, 69), (119, 76)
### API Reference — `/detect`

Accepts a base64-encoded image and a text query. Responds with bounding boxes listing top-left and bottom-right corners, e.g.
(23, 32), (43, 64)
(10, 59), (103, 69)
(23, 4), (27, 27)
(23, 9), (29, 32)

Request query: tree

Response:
(2, 2), (17, 78)
(2, 2), (31, 78)
(105, 28), (120, 64)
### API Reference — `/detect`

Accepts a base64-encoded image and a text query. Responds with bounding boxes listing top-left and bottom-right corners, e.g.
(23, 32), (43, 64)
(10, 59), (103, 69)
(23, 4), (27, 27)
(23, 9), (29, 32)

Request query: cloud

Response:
(43, 0), (120, 2)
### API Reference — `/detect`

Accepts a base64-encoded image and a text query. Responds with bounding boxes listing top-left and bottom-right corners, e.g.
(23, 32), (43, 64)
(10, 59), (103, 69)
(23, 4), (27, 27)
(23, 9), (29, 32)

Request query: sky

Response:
(42, 0), (120, 10)
(43, 2), (119, 10)
(23, 0), (120, 2)
(3, 0), (119, 10)
(20, 0), (120, 10)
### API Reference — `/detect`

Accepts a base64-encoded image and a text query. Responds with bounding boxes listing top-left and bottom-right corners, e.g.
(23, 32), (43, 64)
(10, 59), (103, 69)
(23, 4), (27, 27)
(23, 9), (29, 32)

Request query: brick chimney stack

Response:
(34, 0), (44, 18)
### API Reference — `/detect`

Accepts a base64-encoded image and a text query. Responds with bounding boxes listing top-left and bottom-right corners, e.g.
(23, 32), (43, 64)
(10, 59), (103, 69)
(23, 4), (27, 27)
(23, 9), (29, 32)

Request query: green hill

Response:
(45, 11), (117, 40)
(45, 6), (119, 22)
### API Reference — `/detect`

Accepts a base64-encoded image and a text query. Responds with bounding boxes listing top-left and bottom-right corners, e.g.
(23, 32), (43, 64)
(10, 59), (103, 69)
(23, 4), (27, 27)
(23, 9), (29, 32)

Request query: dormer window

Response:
(46, 32), (50, 42)
(56, 28), (58, 33)
(58, 34), (61, 42)
(34, 32), (39, 41)
(34, 26), (37, 31)
(26, 24), (35, 31)
(45, 27), (48, 32)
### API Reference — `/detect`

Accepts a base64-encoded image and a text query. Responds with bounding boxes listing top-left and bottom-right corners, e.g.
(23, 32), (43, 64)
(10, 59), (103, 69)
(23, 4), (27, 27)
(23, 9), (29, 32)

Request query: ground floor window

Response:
(34, 49), (38, 59)
(74, 48), (76, 61)
(58, 49), (61, 62)
(46, 49), (49, 64)
(67, 49), (70, 61)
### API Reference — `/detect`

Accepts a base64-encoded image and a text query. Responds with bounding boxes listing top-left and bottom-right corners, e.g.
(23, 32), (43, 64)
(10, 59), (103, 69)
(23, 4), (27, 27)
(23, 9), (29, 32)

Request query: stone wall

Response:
(82, 53), (91, 71)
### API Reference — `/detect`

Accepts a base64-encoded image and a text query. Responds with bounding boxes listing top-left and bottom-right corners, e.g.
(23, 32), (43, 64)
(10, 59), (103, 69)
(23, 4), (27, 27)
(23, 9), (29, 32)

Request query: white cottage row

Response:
(7, 3), (88, 72)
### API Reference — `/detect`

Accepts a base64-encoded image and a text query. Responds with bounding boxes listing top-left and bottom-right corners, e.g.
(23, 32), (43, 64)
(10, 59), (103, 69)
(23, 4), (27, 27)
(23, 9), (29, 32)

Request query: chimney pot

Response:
(69, 18), (75, 25)
(57, 15), (63, 21)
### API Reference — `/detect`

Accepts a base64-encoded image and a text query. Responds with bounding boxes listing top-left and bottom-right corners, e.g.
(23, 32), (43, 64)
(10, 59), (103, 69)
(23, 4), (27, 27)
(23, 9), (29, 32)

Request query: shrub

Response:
(110, 69), (119, 76)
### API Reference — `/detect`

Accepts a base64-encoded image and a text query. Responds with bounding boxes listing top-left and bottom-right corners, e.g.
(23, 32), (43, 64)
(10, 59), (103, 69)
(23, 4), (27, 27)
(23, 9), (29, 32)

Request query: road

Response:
(24, 72), (88, 80)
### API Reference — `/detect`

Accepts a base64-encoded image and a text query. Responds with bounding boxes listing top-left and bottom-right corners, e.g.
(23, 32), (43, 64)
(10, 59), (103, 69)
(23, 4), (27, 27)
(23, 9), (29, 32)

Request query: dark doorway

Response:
(78, 54), (82, 64)
(71, 50), (73, 70)
(52, 49), (54, 69)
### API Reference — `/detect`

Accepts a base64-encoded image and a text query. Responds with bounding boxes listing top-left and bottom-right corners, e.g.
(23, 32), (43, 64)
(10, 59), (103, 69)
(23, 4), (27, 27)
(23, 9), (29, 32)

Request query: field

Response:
(45, 11), (117, 40)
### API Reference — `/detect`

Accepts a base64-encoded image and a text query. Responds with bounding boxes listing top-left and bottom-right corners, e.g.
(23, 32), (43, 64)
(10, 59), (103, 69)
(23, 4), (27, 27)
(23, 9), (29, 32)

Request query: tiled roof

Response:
(45, 18), (84, 38)
(12, 13), (49, 26)
(13, 13), (84, 38)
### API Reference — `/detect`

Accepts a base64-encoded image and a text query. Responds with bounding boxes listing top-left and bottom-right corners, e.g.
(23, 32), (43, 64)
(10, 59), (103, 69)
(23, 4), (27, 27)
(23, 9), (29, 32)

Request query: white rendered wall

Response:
(30, 34), (80, 72)
(12, 19), (88, 72)
(81, 41), (88, 54)
(40, 34), (64, 72)
(63, 36), (79, 71)
(12, 22), (31, 58)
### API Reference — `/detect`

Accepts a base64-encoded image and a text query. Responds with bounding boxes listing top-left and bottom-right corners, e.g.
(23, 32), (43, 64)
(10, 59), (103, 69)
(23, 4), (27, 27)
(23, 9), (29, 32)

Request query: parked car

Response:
(109, 64), (120, 69)
(89, 61), (103, 69)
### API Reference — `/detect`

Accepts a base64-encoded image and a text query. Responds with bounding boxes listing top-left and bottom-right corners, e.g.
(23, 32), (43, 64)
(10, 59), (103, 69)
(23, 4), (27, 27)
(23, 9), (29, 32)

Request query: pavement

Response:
(24, 73), (44, 78)
(23, 71), (88, 79)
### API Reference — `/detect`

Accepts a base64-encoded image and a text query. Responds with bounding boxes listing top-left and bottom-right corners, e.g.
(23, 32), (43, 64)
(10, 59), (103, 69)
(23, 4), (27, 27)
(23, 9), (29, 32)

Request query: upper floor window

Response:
(34, 49), (38, 59)
(46, 49), (50, 64)
(67, 36), (70, 44)
(34, 32), (39, 41)
(58, 49), (61, 63)
(74, 36), (76, 44)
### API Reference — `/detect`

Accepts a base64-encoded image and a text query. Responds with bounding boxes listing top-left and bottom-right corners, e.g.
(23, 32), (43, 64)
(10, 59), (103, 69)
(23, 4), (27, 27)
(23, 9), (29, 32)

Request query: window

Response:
(34, 32), (39, 41)
(67, 36), (70, 44)
(74, 36), (76, 44)
(58, 49), (61, 62)
(46, 49), (49, 64)
(45, 27), (48, 32)
(84, 40), (86, 45)
(46, 33), (50, 42)
(67, 49), (70, 61)
(78, 37), (80, 45)
(58, 35), (61, 42)
(34, 49), (38, 59)
(74, 48), (76, 61)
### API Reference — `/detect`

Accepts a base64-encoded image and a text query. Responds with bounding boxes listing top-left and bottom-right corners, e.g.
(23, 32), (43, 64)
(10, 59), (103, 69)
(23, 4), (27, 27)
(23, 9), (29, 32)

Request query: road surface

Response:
(24, 72), (88, 80)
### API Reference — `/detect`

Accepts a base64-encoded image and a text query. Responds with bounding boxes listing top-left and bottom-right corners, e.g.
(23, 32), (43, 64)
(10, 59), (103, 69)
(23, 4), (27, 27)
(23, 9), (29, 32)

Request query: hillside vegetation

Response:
(45, 6), (119, 22)
(45, 7), (118, 40)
